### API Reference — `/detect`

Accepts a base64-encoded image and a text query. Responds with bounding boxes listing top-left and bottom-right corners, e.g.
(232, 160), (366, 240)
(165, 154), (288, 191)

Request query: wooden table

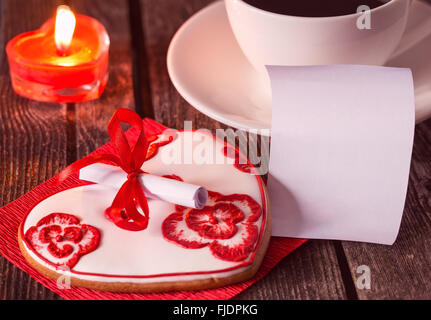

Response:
(0, 0), (430, 300)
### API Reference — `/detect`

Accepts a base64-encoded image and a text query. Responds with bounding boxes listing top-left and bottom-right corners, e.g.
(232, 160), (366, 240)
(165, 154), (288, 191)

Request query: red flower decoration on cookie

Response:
(162, 186), (262, 262)
(24, 213), (100, 269)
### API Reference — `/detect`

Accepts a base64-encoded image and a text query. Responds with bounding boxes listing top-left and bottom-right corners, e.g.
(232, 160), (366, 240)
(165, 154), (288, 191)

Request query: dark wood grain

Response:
(236, 240), (347, 300)
(140, 0), (223, 131)
(0, 0), (66, 300)
(68, 0), (136, 159)
(341, 118), (431, 299)
(139, 0), (348, 299)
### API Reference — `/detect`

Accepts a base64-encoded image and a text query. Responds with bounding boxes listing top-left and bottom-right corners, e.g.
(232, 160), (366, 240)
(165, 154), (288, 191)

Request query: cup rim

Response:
(234, 0), (403, 21)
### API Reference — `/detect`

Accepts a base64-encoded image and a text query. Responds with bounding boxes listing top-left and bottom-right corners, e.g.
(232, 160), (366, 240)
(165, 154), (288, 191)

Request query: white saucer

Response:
(167, 1), (431, 134)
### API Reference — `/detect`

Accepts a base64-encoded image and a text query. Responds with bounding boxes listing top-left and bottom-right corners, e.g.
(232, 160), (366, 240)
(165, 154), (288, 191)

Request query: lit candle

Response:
(6, 5), (110, 103)
(55, 5), (77, 56)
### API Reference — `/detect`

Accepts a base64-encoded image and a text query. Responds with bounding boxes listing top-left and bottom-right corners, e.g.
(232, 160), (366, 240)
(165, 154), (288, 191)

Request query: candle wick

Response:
(55, 5), (76, 57)
(56, 48), (70, 57)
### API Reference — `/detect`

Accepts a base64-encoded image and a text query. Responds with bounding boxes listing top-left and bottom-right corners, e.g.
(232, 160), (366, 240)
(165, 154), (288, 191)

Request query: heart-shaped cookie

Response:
(19, 131), (271, 293)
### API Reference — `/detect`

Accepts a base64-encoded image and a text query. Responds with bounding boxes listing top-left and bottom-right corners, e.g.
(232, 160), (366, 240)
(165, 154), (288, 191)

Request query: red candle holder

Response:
(6, 10), (109, 103)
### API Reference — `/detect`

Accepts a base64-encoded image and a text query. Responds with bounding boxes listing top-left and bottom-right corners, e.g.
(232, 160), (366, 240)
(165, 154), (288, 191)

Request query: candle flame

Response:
(55, 5), (76, 55)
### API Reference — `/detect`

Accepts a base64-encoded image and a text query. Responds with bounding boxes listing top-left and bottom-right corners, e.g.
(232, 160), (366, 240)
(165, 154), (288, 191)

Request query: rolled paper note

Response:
(79, 163), (208, 209)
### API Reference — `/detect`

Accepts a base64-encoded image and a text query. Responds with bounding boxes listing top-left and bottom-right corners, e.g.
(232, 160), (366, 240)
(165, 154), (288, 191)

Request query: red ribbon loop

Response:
(58, 108), (151, 231)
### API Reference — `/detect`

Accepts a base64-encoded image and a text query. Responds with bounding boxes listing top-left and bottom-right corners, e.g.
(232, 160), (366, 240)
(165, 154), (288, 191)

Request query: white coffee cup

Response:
(225, 0), (413, 74)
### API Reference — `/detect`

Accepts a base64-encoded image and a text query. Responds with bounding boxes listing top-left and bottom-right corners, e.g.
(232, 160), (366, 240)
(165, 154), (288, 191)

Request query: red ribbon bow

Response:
(59, 108), (150, 231)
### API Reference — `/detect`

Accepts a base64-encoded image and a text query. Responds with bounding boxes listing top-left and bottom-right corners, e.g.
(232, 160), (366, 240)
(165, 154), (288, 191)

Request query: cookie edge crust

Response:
(18, 186), (271, 293)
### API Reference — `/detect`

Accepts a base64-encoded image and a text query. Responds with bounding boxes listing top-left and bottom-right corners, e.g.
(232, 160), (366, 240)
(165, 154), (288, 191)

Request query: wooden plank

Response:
(341, 119), (431, 299)
(140, 0), (223, 130)
(0, 0), (66, 300)
(69, 0), (136, 159)
(236, 240), (347, 299)
(140, 0), (348, 299)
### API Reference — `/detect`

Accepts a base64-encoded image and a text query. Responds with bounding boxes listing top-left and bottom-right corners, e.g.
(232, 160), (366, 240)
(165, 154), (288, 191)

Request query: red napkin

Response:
(0, 118), (306, 300)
